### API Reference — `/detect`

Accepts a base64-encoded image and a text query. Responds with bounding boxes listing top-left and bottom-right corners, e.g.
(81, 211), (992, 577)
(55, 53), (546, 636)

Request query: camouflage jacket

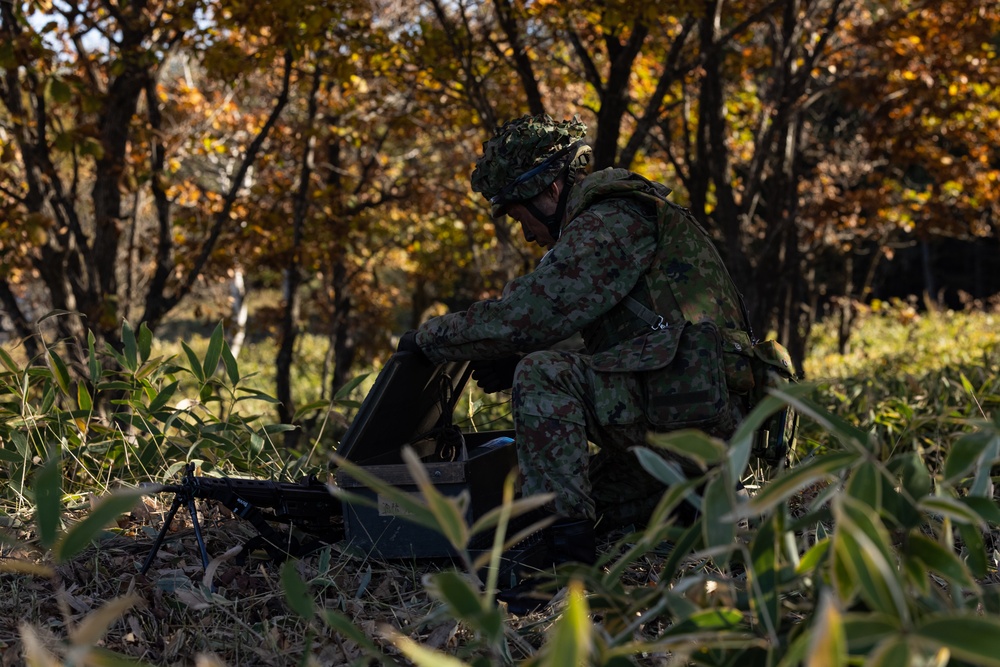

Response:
(416, 168), (752, 389)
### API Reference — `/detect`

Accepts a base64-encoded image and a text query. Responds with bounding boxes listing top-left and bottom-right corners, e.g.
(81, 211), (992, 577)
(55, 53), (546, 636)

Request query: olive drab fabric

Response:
(414, 167), (756, 523)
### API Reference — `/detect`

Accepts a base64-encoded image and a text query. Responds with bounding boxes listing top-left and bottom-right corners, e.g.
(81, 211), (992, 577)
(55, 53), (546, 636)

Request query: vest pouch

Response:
(641, 321), (732, 432)
(750, 339), (798, 466)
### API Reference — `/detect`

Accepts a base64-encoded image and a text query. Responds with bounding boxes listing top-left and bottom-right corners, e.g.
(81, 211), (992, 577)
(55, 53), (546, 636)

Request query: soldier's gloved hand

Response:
(470, 355), (521, 393)
(397, 329), (430, 364)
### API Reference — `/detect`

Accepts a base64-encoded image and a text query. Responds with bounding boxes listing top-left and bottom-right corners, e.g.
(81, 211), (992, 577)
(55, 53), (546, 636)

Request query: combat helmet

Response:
(471, 114), (592, 237)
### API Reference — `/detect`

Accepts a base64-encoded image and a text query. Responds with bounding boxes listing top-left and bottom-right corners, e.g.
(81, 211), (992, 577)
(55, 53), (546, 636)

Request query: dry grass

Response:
(1, 495), (578, 666)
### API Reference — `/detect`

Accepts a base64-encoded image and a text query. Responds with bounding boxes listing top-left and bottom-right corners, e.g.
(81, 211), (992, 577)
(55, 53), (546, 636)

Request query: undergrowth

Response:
(0, 306), (999, 666)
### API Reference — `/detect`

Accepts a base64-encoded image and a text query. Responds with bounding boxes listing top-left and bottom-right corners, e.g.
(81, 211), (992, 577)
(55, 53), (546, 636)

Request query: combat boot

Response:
(496, 518), (596, 615)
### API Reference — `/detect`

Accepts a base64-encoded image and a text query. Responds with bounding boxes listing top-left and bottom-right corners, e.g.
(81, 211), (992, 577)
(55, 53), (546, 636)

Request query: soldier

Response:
(398, 114), (756, 604)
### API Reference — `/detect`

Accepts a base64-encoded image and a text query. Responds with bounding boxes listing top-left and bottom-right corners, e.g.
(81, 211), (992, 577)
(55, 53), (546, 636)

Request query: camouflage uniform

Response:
(415, 125), (754, 526)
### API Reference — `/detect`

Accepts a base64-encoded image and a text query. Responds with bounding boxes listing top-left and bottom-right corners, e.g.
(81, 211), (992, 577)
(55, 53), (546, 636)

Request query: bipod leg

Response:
(187, 496), (211, 571)
(140, 493), (183, 575)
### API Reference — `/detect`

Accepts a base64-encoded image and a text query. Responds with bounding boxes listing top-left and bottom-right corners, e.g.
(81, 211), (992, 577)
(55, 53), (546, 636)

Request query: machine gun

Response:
(140, 463), (342, 574)
(140, 351), (517, 571)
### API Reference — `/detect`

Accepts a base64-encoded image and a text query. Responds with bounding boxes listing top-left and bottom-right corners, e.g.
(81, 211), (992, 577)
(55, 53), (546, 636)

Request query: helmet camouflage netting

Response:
(471, 114), (592, 217)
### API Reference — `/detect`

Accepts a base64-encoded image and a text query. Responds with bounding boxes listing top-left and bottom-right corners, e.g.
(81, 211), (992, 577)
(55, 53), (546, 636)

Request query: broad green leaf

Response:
(221, 342), (240, 386)
(841, 612), (900, 652)
(181, 341), (205, 382)
(147, 381), (179, 413)
(322, 610), (385, 658)
(748, 513), (780, 635)
(34, 455), (63, 549)
(865, 635), (912, 667)
(137, 322), (153, 362)
(658, 608), (744, 636)
(646, 429), (727, 469)
(797, 537), (830, 575)
(47, 349), (70, 396)
(56, 487), (146, 562)
(426, 571), (485, 619)
(942, 431), (992, 485)
(280, 560), (316, 619)
(122, 320), (138, 372)
(956, 522), (988, 579)
(918, 496), (985, 527)
(846, 462), (882, 511)
(833, 497), (908, 621)
(203, 322), (224, 378)
(914, 615), (1000, 667)
(959, 496), (1000, 525)
(702, 475), (735, 562)
(87, 330), (101, 383)
(77, 382), (92, 411)
(292, 400), (332, 423)
(333, 373), (369, 401)
(806, 593), (846, 667)
(632, 446), (700, 511)
(747, 451), (858, 515)
(0, 346), (19, 373)
(905, 533), (977, 590)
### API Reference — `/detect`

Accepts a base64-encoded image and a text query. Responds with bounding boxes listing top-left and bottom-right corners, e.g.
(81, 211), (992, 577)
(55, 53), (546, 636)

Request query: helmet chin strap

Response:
(522, 163), (577, 241)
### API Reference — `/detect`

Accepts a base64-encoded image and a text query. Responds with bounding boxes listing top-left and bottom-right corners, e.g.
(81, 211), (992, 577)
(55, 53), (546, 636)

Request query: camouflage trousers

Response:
(511, 348), (742, 527)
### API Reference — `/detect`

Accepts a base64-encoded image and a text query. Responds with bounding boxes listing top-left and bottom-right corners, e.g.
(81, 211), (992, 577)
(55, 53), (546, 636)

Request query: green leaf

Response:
(55, 487), (146, 562)
(87, 331), (102, 383)
(841, 612), (901, 652)
(796, 537), (830, 575)
(540, 581), (591, 667)
(833, 497), (908, 621)
(702, 475), (735, 562)
(401, 447), (469, 550)
(333, 373), (369, 401)
(221, 341), (240, 385)
(321, 610), (385, 659)
(846, 463), (882, 511)
(147, 381), (179, 413)
(914, 615), (1000, 667)
(959, 496), (1000, 525)
(747, 451), (858, 515)
(389, 631), (472, 667)
(646, 429), (727, 469)
(748, 513), (781, 635)
(427, 571), (483, 617)
(77, 382), (92, 412)
(806, 593), (846, 667)
(943, 431), (992, 484)
(203, 322), (224, 378)
(632, 446), (700, 511)
(956, 522), (988, 580)
(181, 341), (205, 383)
(865, 635), (912, 667)
(121, 320), (138, 372)
(280, 560), (316, 619)
(330, 454), (438, 532)
(0, 345), (19, 374)
(47, 349), (71, 396)
(918, 496), (985, 527)
(34, 455), (63, 549)
(137, 322), (153, 363)
(905, 533), (977, 590)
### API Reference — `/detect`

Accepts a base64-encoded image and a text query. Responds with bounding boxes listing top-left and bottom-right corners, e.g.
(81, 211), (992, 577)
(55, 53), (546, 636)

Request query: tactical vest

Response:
(573, 169), (756, 396)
